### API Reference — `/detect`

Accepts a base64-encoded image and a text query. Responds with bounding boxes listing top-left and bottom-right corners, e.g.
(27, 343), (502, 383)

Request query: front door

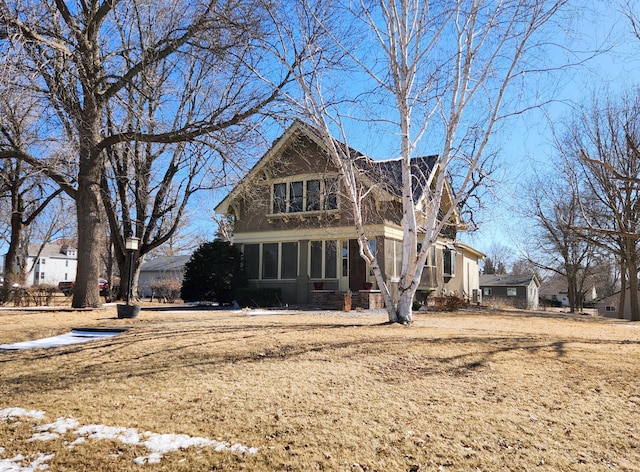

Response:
(348, 239), (367, 291)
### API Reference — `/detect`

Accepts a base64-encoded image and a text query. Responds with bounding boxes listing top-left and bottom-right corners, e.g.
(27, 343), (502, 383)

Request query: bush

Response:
(181, 241), (245, 303)
(150, 279), (182, 303)
(27, 284), (58, 306)
(236, 288), (282, 308)
(429, 295), (468, 311)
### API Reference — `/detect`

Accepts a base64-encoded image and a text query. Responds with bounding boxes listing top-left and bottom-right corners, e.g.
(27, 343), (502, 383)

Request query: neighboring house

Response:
(214, 120), (484, 308)
(7, 243), (78, 287)
(595, 289), (640, 320)
(138, 255), (190, 298)
(539, 277), (598, 308)
(480, 274), (541, 310)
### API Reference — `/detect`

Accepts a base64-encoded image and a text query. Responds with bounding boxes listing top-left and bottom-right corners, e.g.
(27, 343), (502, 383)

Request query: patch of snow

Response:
(35, 417), (79, 435)
(74, 425), (141, 445)
(0, 453), (55, 472)
(0, 331), (120, 350)
(27, 432), (59, 442)
(1, 407), (259, 466)
(0, 408), (46, 422)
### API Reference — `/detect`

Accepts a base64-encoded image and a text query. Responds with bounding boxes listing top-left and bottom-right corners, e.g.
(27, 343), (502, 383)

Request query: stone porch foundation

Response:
(311, 290), (384, 310)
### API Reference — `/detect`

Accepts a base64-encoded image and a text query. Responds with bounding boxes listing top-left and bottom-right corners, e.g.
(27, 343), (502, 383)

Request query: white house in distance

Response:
(9, 243), (78, 287)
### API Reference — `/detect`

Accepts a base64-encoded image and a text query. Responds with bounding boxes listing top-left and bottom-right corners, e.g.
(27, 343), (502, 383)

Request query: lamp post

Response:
(125, 236), (140, 305)
(118, 235), (141, 319)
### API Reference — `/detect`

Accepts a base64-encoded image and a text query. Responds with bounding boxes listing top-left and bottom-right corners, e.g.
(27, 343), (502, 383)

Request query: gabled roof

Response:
(140, 255), (191, 273)
(214, 120), (457, 223)
(355, 155), (439, 202)
(480, 274), (541, 288)
(24, 243), (77, 258)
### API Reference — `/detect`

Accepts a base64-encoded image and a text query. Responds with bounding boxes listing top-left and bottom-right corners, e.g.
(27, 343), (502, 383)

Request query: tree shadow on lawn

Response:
(3, 317), (637, 397)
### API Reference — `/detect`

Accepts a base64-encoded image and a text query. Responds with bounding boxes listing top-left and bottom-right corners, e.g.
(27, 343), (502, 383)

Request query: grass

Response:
(1, 305), (640, 471)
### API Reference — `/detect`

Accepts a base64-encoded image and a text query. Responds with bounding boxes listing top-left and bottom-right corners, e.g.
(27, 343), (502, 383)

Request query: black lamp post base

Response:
(117, 304), (141, 319)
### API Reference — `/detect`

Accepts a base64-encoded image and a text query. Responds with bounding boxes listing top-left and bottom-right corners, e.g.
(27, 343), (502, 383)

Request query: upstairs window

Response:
(271, 179), (338, 214)
(273, 183), (287, 213)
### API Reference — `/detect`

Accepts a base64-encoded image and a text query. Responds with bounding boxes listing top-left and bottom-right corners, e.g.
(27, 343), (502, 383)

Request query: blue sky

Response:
(459, 1), (640, 258)
(193, 1), (640, 262)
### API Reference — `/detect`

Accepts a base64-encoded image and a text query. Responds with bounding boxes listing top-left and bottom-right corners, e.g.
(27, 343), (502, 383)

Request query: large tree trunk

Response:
(619, 261), (627, 320)
(3, 188), (23, 291)
(72, 144), (104, 308)
(626, 241), (640, 321)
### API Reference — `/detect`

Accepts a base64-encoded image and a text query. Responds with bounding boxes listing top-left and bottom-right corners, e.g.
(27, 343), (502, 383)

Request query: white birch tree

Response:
(277, 0), (570, 323)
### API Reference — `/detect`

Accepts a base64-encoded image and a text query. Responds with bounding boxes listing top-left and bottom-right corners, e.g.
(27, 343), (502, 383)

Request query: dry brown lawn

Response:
(1, 305), (640, 471)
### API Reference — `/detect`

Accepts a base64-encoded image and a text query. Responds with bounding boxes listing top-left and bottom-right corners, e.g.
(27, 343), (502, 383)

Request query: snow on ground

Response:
(0, 408), (258, 470)
(0, 330), (122, 350)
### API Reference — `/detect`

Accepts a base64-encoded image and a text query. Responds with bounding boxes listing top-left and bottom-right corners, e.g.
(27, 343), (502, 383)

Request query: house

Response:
(479, 274), (541, 310)
(7, 243), (78, 287)
(595, 289), (640, 320)
(539, 277), (598, 308)
(138, 255), (190, 298)
(214, 120), (484, 308)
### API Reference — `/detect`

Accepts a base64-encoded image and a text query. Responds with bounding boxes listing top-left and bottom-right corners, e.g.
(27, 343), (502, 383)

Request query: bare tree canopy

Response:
(558, 93), (640, 320)
(0, 0), (298, 307)
(280, 0), (571, 322)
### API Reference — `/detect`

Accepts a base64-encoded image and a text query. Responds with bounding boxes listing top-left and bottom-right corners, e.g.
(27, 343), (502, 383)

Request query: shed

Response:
(479, 274), (541, 310)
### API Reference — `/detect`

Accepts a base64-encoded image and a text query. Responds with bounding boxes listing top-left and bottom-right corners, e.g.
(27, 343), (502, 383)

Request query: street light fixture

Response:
(125, 236), (140, 306)
(118, 235), (141, 319)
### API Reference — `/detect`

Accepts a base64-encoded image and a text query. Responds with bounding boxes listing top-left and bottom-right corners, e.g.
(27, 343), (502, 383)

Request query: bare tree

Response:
(482, 243), (511, 274)
(0, 0), (298, 307)
(280, 0), (570, 322)
(561, 95), (640, 320)
(0, 76), (65, 291)
(525, 171), (601, 312)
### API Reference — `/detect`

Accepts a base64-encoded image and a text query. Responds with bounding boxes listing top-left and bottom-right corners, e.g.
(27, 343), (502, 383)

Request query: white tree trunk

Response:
(277, 0), (569, 322)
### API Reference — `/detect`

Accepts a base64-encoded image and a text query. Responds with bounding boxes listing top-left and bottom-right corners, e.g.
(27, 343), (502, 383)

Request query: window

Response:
(483, 287), (493, 296)
(289, 181), (303, 212)
(606, 305), (616, 312)
(325, 179), (338, 210)
(262, 243), (279, 279)
(273, 183), (286, 213)
(244, 243), (297, 280)
(392, 240), (402, 279)
(342, 241), (349, 277)
(272, 179), (338, 214)
(40, 272), (45, 279)
(325, 241), (337, 278)
(507, 287), (517, 297)
(443, 249), (455, 277)
(418, 243), (436, 267)
(39, 258), (46, 264)
(310, 241), (323, 278)
(281, 242), (298, 279)
(310, 240), (338, 279)
(306, 180), (321, 211)
(244, 244), (260, 279)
